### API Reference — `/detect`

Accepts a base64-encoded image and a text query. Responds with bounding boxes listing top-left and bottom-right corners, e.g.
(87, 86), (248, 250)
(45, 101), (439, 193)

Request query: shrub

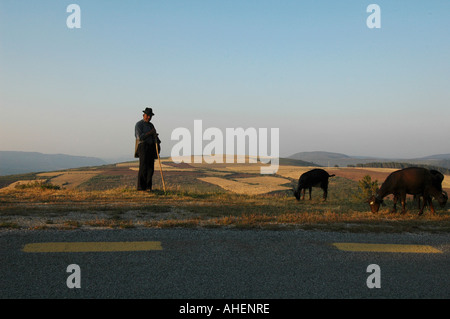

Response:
(355, 175), (379, 200)
(15, 181), (61, 190)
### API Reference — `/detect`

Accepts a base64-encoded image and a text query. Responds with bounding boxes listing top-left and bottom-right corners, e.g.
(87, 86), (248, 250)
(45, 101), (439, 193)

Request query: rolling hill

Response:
(0, 151), (107, 176)
(1, 155), (449, 194)
(289, 151), (450, 170)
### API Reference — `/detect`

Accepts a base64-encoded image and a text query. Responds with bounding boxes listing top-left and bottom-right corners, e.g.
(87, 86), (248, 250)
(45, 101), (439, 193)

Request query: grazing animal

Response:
(293, 169), (335, 201)
(414, 170), (445, 209)
(367, 167), (448, 215)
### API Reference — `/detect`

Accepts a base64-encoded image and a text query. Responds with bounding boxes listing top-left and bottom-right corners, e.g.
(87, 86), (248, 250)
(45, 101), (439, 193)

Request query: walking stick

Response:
(155, 141), (166, 193)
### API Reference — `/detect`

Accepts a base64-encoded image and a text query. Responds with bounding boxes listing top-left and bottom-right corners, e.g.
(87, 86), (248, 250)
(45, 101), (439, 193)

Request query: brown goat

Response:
(367, 167), (447, 215)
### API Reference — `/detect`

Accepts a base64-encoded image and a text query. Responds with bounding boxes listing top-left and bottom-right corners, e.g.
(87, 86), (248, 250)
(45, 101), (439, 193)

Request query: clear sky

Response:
(1, 0), (449, 162)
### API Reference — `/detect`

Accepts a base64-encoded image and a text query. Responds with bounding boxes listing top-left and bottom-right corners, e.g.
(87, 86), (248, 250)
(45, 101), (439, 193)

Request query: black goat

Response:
(293, 169), (335, 201)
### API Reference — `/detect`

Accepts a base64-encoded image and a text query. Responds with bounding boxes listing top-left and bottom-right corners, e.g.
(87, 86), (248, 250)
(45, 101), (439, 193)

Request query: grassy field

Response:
(1, 158), (449, 233)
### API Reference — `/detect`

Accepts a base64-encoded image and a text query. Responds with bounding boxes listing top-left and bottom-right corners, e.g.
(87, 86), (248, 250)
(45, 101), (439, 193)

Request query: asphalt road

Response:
(1, 228), (449, 300)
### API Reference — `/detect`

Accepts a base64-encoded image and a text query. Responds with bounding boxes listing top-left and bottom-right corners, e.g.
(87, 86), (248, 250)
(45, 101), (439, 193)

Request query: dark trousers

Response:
(137, 143), (156, 191)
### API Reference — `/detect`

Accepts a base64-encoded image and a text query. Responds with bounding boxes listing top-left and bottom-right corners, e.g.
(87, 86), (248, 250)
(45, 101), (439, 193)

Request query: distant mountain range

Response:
(2, 150), (449, 177)
(288, 151), (450, 170)
(0, 151), (108, 176)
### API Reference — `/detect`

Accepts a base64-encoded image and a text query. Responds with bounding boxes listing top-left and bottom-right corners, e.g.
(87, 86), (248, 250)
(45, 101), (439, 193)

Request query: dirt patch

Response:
(129, 164), (196, 172)
(276, 166), (319, 180)
(48, 171), (103, 189)
(326, 167), (395, 183)
(198, 176), (291, 195)
(276, 166), (396, 183)
(1, 179), (48, 190)
(101, 167), (137, 176)
(163, 162), (194, 169)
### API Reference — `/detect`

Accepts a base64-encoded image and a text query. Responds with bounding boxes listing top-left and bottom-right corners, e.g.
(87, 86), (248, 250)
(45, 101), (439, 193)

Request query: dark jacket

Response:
(134, 120), (161, 158)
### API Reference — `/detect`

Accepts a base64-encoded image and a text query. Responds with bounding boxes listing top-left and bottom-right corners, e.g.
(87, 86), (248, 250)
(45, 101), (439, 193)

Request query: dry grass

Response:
(1, 183), (449, 232)
(1, 162), (449, 233)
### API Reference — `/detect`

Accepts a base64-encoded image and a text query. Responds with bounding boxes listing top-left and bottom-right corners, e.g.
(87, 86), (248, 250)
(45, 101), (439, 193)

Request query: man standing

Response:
(135, 107), (160, 191)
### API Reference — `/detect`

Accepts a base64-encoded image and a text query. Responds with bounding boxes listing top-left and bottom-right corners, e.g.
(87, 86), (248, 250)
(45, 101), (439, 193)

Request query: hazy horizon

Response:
(1, 149), (449, 163)
(1, 1), (449, 161)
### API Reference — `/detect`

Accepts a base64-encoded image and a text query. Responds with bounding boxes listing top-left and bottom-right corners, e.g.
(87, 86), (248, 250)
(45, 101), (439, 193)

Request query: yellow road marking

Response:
(333, 243), (442, 253)
(22, 241), (162, 253)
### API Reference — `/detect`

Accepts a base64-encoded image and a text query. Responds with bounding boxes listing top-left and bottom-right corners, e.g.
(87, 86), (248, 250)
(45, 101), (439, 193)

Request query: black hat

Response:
(142, 107), (154, 116)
